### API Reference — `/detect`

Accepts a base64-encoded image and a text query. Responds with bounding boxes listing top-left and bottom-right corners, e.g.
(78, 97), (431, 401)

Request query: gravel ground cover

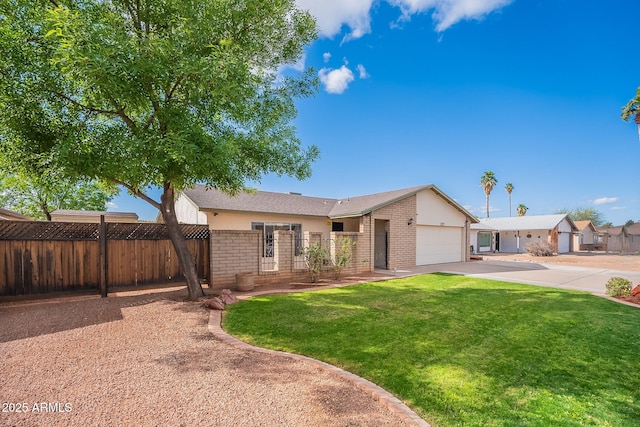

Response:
(0, 287), (410, 427)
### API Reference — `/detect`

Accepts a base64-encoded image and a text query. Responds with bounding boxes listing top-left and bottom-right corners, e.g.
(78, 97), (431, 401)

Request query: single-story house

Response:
(626, 222), (640, 253)
(572, 220), (600, 251)
(603, 226), (625, 252)
(0, 207), (32, 221)
(50, 209), (139, 223)
(470, 214), (577, 254)
(603, 223), (640, 253)
(176, 184), (478, 273)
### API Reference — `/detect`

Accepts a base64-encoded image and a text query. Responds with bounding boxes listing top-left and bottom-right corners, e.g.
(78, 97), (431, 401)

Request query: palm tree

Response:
(621, 87), (640, 141)
(516, 203), (528, 216)
(505, 183), (514, 217)
(480, 171), (497, 218)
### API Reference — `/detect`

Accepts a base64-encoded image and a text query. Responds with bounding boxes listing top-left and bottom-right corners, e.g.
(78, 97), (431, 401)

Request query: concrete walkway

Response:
(376, 260), (640, 295)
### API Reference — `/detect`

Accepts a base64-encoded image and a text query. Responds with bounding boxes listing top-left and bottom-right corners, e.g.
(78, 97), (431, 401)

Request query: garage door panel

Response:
(417, 226), (463, 265)
(558, 233), (570, 253)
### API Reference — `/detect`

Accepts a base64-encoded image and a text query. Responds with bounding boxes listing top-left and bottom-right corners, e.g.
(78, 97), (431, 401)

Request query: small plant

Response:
(303, 243), (328, 283)
(605, 277), (632, 298)
(525, 240), (555, 256)
(332, 237), (356, 280)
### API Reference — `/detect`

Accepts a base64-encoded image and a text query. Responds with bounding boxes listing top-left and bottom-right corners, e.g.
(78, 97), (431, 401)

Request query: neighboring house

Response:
(572, 220), (601, 251)
(604, 222), (640, 253)
(595, 226), (611, 247)
(626, 222), (640, 253)
(50, 210), (139, 223)
(470, 214), (577, 254)
(176, 184), (478, 273)
(604, 226), (625, 253)
(0, 207), (32, 221)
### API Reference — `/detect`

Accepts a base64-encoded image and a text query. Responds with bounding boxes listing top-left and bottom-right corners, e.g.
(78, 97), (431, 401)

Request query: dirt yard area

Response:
(481, 252), (640, 272)
(0, 287), (411, 427)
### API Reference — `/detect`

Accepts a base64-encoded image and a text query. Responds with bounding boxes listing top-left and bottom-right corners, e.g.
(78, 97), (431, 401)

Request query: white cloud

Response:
(390, 0), (514, 32)
(106, 201), (118, 209)
(323, 52), (332, 63)
(296, 0), (374, 41)
(296, 0), (514, 41)
(593, 197), (619, 205)
(356, 64), (370, 79)
(319, 66), (355, 94)
(610, 206), (627, 211)
(466, 205), (499, 217)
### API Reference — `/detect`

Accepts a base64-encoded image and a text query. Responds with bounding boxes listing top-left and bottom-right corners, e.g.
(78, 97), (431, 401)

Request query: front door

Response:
(374, 219), (388, 269)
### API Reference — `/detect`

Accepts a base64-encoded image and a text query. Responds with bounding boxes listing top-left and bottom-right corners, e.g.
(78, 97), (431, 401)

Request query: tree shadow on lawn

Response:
(226, 276), (640, 425)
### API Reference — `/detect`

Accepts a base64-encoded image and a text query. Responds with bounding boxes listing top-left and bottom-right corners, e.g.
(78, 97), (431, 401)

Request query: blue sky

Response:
(111, 0), (640, 225)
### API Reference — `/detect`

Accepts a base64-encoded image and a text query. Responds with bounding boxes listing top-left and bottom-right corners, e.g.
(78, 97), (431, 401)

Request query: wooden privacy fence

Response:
(0, 220), (210, 296)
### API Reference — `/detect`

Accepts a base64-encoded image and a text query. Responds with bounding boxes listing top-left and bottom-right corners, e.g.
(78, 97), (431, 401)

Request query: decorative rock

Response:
(203, 297), (225, 310)
(220, 289), (238, 305)
(631, 285), (640, 297)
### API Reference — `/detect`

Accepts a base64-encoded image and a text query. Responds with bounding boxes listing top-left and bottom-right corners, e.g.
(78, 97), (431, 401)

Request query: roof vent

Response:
(288, 192), (302, 195)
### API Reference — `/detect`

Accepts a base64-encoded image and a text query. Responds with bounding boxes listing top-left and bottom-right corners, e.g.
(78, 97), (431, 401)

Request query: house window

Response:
(332, 222), (344, 232)
(478, 232), (491, 248)
(252, 222), (303, 257)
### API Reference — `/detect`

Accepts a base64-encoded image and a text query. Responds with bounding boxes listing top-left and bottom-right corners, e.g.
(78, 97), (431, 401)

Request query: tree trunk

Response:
(485, 193), (490, 218)
(161, 182), (204, 300)
(41, 201), (51, 221)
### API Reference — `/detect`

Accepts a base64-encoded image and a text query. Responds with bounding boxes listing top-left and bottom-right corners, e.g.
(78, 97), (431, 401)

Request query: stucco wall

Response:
(175, 195), (208, 224)
(203, 210), (332, 236)
(416, 189), (467, 226)
(499, 230), (548, 253)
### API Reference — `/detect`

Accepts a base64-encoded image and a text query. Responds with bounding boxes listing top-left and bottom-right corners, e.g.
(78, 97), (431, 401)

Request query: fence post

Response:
(99, 215), (108, 297)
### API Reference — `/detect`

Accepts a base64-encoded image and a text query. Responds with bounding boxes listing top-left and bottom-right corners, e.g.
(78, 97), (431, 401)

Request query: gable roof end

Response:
(328, 184), (477, 222)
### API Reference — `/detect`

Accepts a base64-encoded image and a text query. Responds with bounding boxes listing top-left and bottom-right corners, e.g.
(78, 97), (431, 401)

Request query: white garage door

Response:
(558, 233), (570, 253)
(416, 226), (464, 265)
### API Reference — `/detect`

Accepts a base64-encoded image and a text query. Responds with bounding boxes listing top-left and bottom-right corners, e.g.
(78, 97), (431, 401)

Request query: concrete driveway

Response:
(378, 260), (640, 295)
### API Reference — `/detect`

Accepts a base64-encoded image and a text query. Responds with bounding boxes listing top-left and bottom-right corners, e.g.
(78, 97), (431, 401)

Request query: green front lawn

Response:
(223, 274), (640, 426)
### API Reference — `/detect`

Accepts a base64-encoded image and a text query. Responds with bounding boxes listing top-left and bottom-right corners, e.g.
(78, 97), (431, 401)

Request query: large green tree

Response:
(0, 0), (319, 299)
(556, 207), (605, 226)
(480, 171), (497, 218)
(0, 172), (119, 221)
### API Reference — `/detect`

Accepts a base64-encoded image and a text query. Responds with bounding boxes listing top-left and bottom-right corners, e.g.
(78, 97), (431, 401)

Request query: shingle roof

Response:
(625, 223), (640, 235)
(471, 214), (576, 231)
(51, 210), (139, 219)
(181, 184), (478, 221)
(182, 185), (336, 217)
(604, 226), (624, 236)
(328, 185), (429, 218)
(0, 207), (32, 221)
(573, 220), (595, 232)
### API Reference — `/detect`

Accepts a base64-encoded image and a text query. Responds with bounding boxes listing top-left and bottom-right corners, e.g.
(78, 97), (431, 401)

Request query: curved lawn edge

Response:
(208, 308), (430, 427)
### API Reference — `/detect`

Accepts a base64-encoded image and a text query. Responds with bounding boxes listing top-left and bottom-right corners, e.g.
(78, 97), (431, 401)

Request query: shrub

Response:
(303, 243), (328, 283)
(525, 241), (556, 256)
(605, 277), (632, 298)
(332, 237), (356, 280)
